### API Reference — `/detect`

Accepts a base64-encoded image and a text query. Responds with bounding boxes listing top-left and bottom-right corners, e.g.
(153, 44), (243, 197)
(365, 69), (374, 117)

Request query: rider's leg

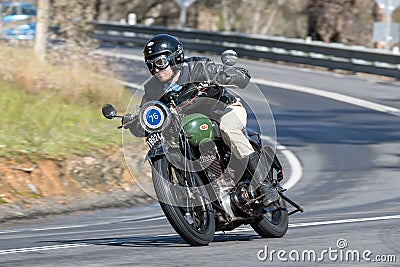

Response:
(244, 151), (279, 206)
(219, 103), (279, 206)
(263, 145), (284, 181)
(219, 103), (253, 161)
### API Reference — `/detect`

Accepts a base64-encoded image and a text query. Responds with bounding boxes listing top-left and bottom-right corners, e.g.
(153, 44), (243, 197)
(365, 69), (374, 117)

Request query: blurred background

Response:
(0, 2), (400, 265)
(1, 0), (400, 48)
(93, 0), (400, 49)
(0, 0), (399, 220)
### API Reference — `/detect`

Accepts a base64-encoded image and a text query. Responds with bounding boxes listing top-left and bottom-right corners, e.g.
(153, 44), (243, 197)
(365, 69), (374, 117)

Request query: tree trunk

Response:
(34, 0), (49, 62)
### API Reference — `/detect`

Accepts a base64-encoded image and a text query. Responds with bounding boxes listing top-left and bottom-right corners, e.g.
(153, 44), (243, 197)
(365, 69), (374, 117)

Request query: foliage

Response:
(49, 0), (98, 64)
(92, 0), (388, 47)
(0, 82), (122, 160)
(0, 44), (129, 160)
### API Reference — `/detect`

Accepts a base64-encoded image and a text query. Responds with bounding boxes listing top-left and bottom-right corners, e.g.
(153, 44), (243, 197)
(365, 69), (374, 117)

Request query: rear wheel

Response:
(152, 157), (215, 246)
(250, 199), (288, 238)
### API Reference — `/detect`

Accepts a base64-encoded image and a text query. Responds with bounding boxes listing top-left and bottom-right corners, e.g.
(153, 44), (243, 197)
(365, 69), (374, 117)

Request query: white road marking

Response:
(100, 49), (400, 189)
(0, 225), (168, 241)
(0, 214), (165, 235)
(252, 78), (400, 116)
(288, 214), (400, 228)
(277, 144), (303, 190)
(97, 49), (400, 117)
(262, 136), (303, 190)
(1, 49), (389, 255)
(139, 216), (166, 222)
(0, 243), (90, 255)
(230, 214), (400, 233)
(2, 214), (399, 255)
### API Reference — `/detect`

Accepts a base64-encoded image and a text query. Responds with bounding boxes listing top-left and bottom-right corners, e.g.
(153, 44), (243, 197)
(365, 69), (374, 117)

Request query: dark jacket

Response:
(127, 57), (251, 137)
(140, 57), (251, 107)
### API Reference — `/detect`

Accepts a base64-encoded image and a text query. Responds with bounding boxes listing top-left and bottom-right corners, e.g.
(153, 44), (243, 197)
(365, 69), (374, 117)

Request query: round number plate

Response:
(143, 105), (165, 130)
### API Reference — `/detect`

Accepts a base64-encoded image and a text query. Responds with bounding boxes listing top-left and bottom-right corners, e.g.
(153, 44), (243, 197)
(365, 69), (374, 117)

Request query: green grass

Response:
(0, 74), (126, 160)
(0, 44), (134, 161)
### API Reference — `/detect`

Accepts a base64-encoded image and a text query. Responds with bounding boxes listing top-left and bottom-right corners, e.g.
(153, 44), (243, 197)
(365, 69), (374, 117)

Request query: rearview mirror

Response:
(102, 104), (117, 119)
(221, 50), (238, 66)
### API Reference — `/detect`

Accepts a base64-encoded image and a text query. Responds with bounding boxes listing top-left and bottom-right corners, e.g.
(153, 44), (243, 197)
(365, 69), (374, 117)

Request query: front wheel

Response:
(250, 199), (289, 238)
(152, 157), (215, 246)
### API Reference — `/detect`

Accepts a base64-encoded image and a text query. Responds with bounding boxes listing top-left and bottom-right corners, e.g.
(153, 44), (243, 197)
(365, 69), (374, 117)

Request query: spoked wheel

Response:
(152, 156), (215, 246)
(250, 198), (289, 238)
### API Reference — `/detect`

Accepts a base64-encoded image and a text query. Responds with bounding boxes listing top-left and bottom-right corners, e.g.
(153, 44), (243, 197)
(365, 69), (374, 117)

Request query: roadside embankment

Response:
(0, 44), (153, 222)
(0, 147), (154, 222)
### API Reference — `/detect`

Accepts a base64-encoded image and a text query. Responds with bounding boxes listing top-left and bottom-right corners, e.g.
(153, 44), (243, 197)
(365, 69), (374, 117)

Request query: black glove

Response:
(121, 114), (145, 137)
(121, 113), (134, 128)
(217, 69), (233, 83)
(217, 66), (250, 88)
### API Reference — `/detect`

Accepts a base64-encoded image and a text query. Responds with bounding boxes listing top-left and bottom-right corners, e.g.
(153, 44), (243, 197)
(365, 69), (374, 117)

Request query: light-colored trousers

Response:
(219, 102), (254, 159)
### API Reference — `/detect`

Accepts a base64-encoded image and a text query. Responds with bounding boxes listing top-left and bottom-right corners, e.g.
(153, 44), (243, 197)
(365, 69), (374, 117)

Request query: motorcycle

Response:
(101, 50), (303, 246)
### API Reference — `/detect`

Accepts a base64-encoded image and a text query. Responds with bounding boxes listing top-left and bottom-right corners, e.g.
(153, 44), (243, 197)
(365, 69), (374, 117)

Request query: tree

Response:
(50, 0), (98, 64)
(34, 0), (50, 61)
(307, 0), (377, 46)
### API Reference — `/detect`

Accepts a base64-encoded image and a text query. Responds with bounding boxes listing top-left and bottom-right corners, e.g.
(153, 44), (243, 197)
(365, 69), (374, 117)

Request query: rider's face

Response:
(154, 65), (174, 83)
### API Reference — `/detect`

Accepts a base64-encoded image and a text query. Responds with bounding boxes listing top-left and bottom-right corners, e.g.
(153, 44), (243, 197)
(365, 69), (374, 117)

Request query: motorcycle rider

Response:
(124, 34), (279, 206)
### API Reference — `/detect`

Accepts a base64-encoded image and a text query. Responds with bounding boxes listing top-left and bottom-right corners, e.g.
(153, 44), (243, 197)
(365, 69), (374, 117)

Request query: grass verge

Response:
(0, 44), (131, 160)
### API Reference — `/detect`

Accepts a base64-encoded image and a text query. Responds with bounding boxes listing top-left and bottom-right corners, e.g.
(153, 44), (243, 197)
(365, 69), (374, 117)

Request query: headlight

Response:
(139, 101), (171, 133)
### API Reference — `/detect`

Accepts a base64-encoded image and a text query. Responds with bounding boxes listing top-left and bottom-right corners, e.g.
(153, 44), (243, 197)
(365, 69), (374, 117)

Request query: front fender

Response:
(146, 143), (165, 163)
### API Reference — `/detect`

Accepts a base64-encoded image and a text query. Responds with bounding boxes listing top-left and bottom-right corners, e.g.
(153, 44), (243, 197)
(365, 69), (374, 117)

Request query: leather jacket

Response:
(140, 57), (251, 107)
(128, 57), (251, 137)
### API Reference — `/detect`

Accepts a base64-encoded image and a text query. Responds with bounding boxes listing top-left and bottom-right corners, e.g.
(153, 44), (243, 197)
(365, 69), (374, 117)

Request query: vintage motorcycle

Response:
(102, 50), (303, 246)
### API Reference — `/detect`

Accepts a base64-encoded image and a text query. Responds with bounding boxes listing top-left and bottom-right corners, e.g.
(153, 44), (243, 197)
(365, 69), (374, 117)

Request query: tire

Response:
(152, 157), (215, 246)
(250, 199), (289, 238)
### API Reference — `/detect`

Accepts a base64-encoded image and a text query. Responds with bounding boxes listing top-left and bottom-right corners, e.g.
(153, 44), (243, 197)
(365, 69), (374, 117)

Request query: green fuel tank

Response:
(182, 113), (214, 146)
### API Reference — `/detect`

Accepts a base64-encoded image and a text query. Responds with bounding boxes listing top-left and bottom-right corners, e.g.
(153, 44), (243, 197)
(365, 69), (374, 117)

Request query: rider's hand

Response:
(217, 66), (250, 88)
(122, 114), (145, 137)
(121, 113), (135, 129)
(218, 69), (233, 84)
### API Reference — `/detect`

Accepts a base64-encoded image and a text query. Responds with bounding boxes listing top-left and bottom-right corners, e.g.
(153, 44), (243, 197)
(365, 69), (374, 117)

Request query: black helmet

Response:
(143, 34), (184, 74)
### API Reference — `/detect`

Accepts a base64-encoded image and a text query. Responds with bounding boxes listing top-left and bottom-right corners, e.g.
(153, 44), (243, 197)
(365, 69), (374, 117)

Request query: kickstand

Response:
(278, 190), (304, 216)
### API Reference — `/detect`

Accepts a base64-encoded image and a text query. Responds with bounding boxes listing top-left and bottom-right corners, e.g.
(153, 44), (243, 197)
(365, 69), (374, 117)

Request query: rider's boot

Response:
(245, 152), (279, 206)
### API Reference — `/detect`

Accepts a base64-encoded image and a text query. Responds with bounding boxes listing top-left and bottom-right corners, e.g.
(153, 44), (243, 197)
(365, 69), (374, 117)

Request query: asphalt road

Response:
(0, 46), (399, 266)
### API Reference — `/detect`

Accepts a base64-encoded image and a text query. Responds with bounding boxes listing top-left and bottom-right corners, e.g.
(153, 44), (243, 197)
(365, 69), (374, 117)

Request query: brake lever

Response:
(117, 115), (135, 129)
(117, 122), (131, 130)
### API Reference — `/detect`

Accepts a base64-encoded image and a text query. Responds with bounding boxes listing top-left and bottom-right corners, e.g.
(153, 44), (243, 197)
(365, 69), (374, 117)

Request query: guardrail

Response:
(93, 22), (400, 78)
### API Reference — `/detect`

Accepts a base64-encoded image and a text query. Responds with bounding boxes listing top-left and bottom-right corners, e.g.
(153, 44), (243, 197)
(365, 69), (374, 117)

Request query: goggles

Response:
(145, 54), (170, 73)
